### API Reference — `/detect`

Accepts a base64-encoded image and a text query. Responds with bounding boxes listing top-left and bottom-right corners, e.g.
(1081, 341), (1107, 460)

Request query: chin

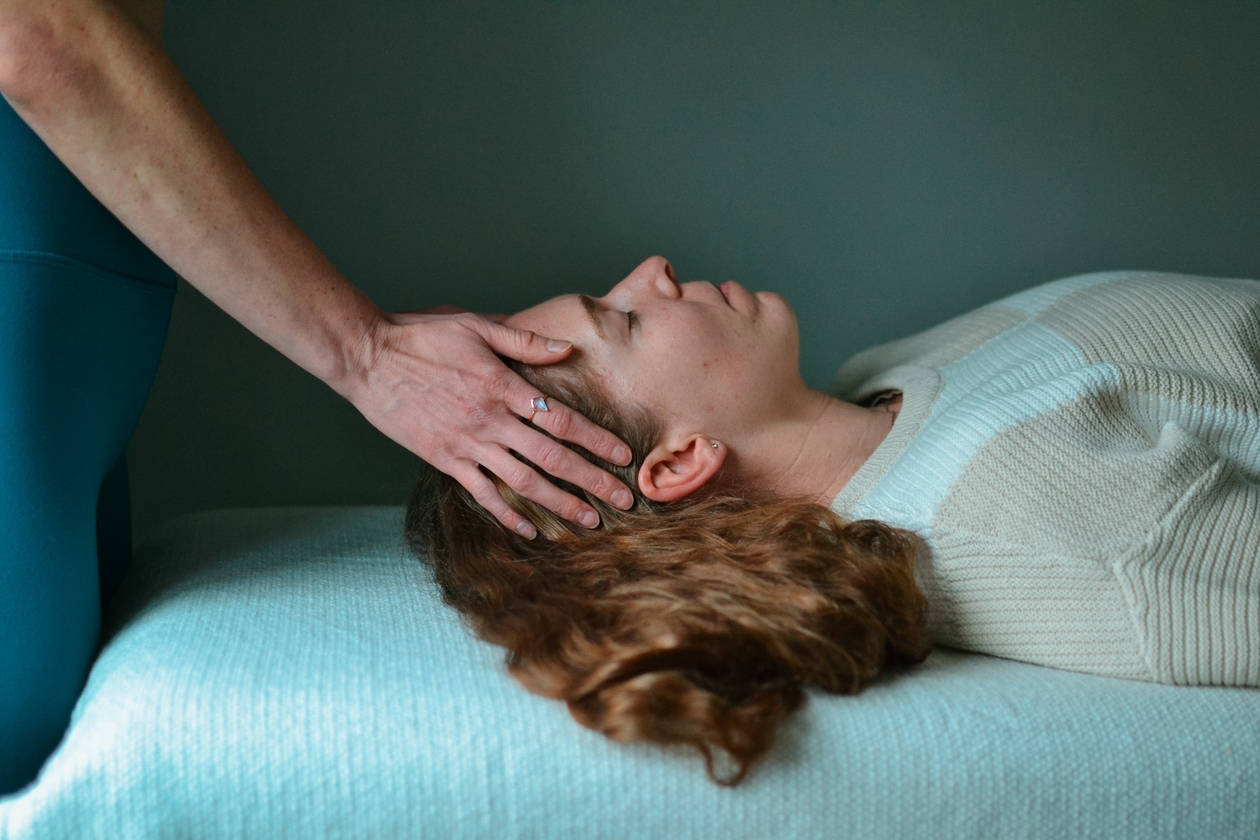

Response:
(758, 290), (794, 323)
(758, 291), (799, 341)
(755, 290), (790, 313)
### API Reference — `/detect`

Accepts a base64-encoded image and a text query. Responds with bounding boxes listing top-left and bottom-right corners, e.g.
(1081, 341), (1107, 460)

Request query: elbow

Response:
(0, 8), (73, 107)
(0, 13), (24, 96)
(0, 8), (38, 98)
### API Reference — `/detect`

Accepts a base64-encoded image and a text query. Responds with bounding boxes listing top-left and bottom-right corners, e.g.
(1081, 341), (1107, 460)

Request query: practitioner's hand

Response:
(393, 304), (510, 324)
(347, 310), (635, 538)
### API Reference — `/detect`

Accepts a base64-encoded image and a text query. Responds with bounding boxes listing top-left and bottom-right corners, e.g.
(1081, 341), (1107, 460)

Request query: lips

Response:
(719, 281), (735, 306)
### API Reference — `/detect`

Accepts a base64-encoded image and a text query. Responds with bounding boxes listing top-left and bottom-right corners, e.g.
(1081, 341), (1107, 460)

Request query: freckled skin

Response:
(508, 256), (899, 508)
(507, 257), (806, 448)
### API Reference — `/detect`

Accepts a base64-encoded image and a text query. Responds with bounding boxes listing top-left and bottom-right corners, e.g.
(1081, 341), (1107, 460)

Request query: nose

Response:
(649, 257), (681, 298)
(659, 257), (679, 285)
(606, 256), (681, 304)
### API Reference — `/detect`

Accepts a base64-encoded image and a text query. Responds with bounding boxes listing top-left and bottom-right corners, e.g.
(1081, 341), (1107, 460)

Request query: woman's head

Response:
(505, 256), (815, 503)
(406, 258), (930, 784)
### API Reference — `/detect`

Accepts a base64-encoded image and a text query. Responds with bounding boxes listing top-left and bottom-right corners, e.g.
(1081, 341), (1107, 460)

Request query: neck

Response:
(737, 390), (895, 506)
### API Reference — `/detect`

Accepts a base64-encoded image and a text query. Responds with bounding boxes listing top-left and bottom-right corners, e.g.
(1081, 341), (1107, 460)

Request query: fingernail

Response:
(578, 510), (599, 529)
(515, 521), (537, 539)
(546, 339), (572, 353)
(612, 445), (632, 466)
(612, 489), (633, 509)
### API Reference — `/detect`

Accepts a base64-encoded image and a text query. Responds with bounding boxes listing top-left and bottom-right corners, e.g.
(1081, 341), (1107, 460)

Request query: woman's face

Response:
(506, 257), (806, 442)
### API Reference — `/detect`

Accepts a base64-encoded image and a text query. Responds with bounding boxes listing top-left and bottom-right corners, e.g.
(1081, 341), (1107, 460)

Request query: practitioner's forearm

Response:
(0, 0), (637, 531)
(0, 0), (380, 394)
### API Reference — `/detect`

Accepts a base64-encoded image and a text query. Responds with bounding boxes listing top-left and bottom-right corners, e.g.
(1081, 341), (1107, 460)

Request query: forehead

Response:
(506, 294), (596, 343)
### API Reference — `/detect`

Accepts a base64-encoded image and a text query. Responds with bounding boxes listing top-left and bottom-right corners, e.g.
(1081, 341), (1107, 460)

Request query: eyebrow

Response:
(577, 294), (606, 339)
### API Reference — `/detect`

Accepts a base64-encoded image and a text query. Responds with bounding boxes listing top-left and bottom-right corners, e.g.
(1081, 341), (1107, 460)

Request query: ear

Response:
(637, 436), (726, 503)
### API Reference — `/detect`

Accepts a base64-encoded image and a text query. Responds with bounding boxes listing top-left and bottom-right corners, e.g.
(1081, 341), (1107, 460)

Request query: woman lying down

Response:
(407, 256), (1260, 784)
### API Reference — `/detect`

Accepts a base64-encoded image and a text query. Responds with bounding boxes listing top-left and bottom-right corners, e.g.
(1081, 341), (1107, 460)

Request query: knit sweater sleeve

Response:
(835, 272), (1260, 686)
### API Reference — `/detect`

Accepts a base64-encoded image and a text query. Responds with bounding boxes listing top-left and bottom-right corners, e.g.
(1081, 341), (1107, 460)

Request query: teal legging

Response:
(0, 98), (175, 795)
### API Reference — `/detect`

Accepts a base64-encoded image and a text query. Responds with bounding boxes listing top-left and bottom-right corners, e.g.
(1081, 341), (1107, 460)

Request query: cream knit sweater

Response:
(830, 271), (1259, 686)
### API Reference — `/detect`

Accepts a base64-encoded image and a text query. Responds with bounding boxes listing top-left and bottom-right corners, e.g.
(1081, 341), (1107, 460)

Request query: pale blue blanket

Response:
(2, 507), (1256, 839)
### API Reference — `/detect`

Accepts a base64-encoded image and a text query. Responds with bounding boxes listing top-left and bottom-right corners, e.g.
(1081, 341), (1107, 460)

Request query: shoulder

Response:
(993, 270), (1260, 327)
(1022, 272), (1260, 397)
(833, 271), (1260, 399)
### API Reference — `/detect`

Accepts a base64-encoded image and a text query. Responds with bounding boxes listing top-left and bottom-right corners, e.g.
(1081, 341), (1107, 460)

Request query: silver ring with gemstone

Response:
(528, 396), (550, 423)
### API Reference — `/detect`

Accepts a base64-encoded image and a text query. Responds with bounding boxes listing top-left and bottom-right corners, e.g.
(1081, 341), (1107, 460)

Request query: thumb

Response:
(477, 320), (574, 364)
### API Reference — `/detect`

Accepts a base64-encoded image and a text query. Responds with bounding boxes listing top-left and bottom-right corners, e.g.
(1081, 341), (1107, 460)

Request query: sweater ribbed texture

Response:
(831, 272), (1260, 686)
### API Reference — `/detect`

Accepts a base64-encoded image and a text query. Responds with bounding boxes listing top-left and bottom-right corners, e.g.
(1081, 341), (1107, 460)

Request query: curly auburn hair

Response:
(406, 359), (930, 785)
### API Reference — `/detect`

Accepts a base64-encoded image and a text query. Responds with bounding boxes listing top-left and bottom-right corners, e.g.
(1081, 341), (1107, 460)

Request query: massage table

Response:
(2, 507), (1256, 838)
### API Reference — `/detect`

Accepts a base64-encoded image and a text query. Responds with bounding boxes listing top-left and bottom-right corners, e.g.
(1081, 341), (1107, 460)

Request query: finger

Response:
(476, 320), (574, 365)
(510, 383), (633, 470)
(481, 444), (606, 528)
(415, 304), (468, 316)
(508, 422), (635, 513)
(454, 463), (539, 540)
(390, 305), (467, 325)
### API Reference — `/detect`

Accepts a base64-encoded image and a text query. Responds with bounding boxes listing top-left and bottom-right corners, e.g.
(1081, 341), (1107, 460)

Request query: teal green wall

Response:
(129, 0), (1260, 537)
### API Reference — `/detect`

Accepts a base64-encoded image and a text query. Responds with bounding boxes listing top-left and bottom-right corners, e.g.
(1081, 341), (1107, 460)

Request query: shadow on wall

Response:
(128, 0), (1260, 538)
